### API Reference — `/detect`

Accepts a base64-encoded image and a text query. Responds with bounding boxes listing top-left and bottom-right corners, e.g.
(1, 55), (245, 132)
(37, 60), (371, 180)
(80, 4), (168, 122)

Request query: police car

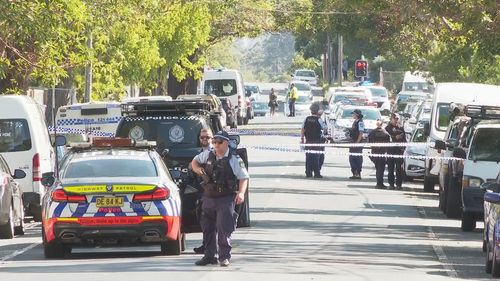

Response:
(40, 138), (182, 258)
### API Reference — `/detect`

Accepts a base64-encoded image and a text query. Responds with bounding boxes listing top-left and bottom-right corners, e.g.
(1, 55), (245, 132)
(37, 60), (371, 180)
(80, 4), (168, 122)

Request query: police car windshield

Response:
(64, 159), (157, 178)
(469, 128), (500, 162)
(341, 109), (381, 120)
(293, 83), (311, 91)
(116, 117), (202, 150)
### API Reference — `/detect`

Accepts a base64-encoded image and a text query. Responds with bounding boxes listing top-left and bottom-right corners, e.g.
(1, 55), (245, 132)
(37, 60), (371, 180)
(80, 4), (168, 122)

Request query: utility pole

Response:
(337, 35), (343, 86)
(84, 31), (93, 102)
(326, 34), (331, 84)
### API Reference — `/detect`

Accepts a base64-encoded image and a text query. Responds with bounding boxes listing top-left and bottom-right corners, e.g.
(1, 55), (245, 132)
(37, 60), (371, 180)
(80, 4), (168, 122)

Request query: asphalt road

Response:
(0, 114), (490, 281)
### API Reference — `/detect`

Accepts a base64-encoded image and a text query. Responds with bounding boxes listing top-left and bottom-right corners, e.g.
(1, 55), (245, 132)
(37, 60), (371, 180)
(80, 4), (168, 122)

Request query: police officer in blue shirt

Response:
(301, 102), (327, 178)
(191, 131), (249, 267)
(349, 109), (365, 179)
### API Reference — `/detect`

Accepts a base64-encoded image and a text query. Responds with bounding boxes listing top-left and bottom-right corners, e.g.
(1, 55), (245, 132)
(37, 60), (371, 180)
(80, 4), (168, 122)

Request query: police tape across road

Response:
(241, 144), (463, 161)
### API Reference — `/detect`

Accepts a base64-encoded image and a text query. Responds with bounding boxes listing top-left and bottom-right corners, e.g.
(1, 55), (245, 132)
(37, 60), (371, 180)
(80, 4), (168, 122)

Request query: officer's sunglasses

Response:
(199, 136), (211, 140)
(212, 139), (224, 145)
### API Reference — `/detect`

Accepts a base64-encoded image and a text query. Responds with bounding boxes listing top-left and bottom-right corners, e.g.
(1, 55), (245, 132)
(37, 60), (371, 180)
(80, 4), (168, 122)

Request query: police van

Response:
(55, 102), (122, 137)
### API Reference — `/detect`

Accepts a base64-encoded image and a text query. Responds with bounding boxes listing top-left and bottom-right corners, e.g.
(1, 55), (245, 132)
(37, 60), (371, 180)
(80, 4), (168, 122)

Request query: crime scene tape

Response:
(240, 145), (462, 161)
(227, 129), (301, 137)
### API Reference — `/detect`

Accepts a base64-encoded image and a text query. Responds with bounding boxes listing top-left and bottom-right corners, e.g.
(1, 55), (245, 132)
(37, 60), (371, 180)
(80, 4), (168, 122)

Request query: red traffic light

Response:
(355, 60), (368, 77)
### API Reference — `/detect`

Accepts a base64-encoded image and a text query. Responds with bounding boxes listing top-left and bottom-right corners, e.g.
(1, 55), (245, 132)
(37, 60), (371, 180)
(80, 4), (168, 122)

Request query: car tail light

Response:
(33, 153), (41, 181)
(133, 187), (170, 202)
(52, 189), (87, 203)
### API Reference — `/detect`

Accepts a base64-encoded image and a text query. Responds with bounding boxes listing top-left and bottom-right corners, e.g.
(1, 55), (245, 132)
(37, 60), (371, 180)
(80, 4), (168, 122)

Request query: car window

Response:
(436, 103), (450, 131)
(245, 85), (259, 93)
(295, 71), (315, 77)
(64, 158), (157, 178)
(292, 83), (311, 91)
(252, 102), (268, 110)
(117, 117), (204, 151)
(296, 95), (311, 104)
(469, 128), (500, 162)
(204, 79), (237, 97)
(341, 109), (380, 120)
(367, 88), (387, 97)
(412, 129), (426, 142)
(0, 119), (32, 152)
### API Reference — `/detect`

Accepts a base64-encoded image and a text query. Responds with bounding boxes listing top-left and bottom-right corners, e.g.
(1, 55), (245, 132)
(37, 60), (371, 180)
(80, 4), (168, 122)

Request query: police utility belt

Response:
(201, 153), (238, 198)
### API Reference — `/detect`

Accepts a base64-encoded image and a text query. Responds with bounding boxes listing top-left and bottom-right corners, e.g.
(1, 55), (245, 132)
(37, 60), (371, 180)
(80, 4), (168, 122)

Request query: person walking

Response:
(288, 83), (298, 117)
(268, 88), (278, 116)
(349, 109), (365, 179)
(342, 58), (348, 80)
(385, 113), (407, 189)
(191, 131), (249, 267)
(368, 120), (391, 189)
(301, 102), (327, 178)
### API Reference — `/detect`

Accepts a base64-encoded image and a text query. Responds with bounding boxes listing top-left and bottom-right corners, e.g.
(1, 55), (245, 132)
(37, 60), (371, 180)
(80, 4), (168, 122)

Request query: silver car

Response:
(0, 154), (26, 239)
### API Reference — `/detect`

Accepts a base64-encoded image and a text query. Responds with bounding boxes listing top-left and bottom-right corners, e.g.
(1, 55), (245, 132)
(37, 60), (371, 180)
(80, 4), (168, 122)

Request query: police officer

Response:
(288, 83), (298, 117)
(385, 113), (407, 189)
(368, 120), (391, 189)
(301, 102), (327, 178)
(349, 109), (365, 179)
(191, 131), (249, 267)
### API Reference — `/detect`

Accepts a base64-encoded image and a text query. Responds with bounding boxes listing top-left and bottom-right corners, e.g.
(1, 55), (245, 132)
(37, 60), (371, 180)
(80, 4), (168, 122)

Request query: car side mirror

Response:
(484, 191), (500, 203)
(12, 169), (26, 179)
(41, 172), (55, 187)
(482, 182), (500, 193)
(452, 147), (467, 159)
(434, 140), (446, 150)
(423, 122), (430, 137)
(55, 135), (67, 147)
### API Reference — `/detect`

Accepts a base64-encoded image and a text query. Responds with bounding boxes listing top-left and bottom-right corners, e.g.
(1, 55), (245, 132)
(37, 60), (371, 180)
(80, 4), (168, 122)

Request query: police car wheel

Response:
(160, 229), (182, 256)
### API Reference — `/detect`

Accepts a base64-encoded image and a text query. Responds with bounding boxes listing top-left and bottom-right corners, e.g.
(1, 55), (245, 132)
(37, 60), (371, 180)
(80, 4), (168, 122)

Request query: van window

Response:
(469, 128), (500, 162)
(204, 79), (237, 97)
(436, 103), (450, 131)
(0, 119), (32, 152)
(413, 129), (426, 142)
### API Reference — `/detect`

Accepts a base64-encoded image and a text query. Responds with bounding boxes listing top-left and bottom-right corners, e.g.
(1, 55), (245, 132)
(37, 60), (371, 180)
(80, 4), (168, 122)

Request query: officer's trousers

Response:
(387, 157), (403, 187)
(349, 147), (363, 175)
(305, 152), (321, 177)
(288, 101), (295, 116)
(374, 157), (387, 186)
(201, 195), (238, 261)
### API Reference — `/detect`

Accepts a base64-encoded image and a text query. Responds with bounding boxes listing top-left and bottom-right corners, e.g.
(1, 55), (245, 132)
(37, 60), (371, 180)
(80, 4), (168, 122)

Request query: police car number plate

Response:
(96, 197), (124, 207)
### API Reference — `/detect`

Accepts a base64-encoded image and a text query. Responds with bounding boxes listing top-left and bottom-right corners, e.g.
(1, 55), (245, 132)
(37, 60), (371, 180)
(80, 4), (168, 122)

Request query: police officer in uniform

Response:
(191, 131), (249, 267)
(349, 109), (365, 179)
(301, 102), (327, 178)
(385, 113), (407, 189)
(368, 120), (391, 188)
(288, 83), (298, 117)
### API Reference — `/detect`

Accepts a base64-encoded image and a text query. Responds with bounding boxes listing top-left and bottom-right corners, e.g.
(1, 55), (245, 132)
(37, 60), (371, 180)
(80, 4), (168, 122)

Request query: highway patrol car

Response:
(41, 138), (182, 258)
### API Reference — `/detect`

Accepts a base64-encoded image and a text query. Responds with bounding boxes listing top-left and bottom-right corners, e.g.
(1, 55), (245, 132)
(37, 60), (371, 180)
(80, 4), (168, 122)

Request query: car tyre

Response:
(461, 212), (476, 232)
(423, 175), (435, 192)
(237, 188), (251, 228)
(160, 229), (182, 256)
(486, 241), (493, 273)
(0, 204), (14, 239)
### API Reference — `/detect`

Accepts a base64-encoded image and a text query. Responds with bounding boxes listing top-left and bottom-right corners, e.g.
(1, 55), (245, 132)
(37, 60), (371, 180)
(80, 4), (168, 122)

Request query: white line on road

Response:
(416, 204), (459, 279)
(0, 241), (40, 262)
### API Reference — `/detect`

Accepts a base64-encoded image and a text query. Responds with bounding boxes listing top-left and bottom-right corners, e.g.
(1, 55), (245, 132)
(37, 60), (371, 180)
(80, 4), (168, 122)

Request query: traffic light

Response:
(355, 60), (368, 77)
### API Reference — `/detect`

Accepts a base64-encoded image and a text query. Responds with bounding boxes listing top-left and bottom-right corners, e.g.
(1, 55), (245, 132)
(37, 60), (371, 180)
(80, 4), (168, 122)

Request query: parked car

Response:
(252, 101), (268, 117)
(327, 105), (381, 143)
(292, 69), (318, 86)
(403, 127), (427, 181)
(361, 86), (390, 110)
(0, 154), (26, 239)
(482, 171), (500, 277)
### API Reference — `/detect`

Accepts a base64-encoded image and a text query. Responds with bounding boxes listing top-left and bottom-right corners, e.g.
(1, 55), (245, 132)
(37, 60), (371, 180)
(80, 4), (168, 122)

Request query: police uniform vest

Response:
(350, 119), (362, 141)
(385, 123), (406, 154)
(368, 128), (391, 154)
(202, 152), (237, 198)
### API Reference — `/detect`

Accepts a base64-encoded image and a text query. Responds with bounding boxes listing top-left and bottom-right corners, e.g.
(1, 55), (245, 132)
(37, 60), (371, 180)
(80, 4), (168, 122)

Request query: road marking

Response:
(415, 203), (459, 278)
(0, 242), (40, 262)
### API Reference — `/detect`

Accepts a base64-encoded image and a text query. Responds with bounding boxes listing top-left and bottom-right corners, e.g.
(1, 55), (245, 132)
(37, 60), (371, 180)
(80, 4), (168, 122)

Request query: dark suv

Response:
(115, 100), (250, 232)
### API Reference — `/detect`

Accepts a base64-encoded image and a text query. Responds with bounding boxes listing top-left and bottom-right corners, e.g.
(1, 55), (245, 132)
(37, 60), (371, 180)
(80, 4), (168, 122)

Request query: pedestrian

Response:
(385, 113), (407, 189)
(191, 130), (249, 267)
(368, 120), (391, 189)
(301, 102), (327, 178)
(268, 88), (278, 116)
(288, 83), (298, 117)
(349, 109), (365, 179)
(192, 128), (214, 254)
(342, 58), (348, 80)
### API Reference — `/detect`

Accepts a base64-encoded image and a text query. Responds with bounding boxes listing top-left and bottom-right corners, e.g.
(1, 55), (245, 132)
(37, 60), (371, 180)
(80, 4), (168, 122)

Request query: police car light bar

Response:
(465, 105), (500, 119)
(121, 100), (212, 116)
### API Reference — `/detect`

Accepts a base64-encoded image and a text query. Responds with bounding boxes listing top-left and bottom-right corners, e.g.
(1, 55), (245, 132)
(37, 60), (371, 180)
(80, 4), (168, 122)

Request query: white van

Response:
(402, 71), (434, 93)
(201, 68), (248, 125)
(0, 95), (54, 220)
(423, 83), (500, 192)
(55, 102), (122, 137)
